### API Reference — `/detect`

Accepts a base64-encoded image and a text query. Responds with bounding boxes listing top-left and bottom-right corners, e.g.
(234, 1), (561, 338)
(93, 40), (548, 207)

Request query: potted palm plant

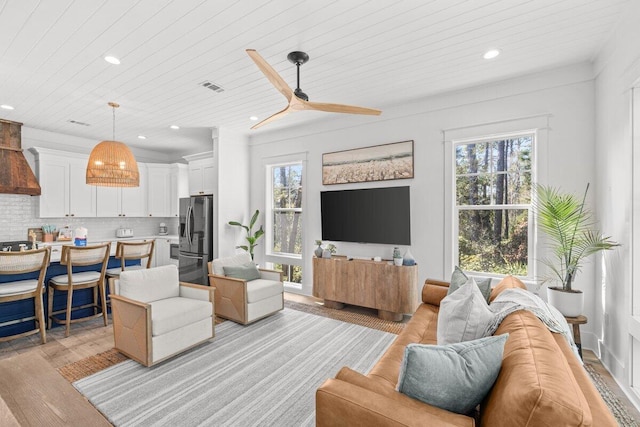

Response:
(534, 184), (619, 317)
(228, 210), (265, 261)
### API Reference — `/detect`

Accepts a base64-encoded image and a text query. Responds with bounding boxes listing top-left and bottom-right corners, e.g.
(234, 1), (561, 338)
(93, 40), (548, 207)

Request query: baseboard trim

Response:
(596, 339), (640, 412)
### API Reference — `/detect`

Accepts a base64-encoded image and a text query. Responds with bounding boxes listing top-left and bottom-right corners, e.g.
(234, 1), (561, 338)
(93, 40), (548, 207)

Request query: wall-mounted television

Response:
(321, 186), (411, 245)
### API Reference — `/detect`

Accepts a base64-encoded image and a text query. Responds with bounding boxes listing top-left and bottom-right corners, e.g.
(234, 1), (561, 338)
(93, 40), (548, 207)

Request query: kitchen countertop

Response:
(39, 235), (179, 262)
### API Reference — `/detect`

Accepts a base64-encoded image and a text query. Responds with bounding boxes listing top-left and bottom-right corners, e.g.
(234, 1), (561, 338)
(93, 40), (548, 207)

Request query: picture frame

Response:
(322, 140), (414, 185)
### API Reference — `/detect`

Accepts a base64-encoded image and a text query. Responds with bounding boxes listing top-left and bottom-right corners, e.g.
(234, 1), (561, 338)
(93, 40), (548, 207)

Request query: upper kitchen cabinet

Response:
(170, 163), (189, 217)
(96, 164), (148, 217)
(147, 164), (171, 217)
(184, 152), (214, 196)
(29, 148), (96, 218)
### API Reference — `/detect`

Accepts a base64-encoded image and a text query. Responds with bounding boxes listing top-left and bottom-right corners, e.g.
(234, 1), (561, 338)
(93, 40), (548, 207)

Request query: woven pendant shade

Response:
(86, 141), (139, 187)
(86, 102), (140, 187)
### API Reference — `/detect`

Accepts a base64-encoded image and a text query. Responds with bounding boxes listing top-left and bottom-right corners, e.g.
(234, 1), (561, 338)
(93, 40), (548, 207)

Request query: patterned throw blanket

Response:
(484, 288), (582, 362)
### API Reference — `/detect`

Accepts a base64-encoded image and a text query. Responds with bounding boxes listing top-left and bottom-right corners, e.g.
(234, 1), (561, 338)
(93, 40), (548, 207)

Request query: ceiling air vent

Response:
(199, 81), (225, 93)
(67, 120), (91, 126)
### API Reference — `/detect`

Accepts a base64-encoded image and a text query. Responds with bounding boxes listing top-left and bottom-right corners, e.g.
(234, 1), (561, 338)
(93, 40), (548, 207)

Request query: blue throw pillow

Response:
(447, 266), (491, 303)
(397, 334), (509, 415)
(223, 262), (260, 281)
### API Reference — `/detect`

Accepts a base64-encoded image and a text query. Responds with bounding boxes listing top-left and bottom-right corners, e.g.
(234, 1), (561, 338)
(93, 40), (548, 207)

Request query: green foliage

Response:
(228, 209), (264, 260)
(534, 184), (619, 291)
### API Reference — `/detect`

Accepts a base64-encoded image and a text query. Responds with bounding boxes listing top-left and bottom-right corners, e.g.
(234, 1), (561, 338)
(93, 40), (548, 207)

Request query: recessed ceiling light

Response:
(138, 135), (147, 140)
(104, 56), (121, 65)
(1, 104), (15, 110)
(170, 125), (180, 130)
(249, 116), (258, 121)
(483, 49), (501, 60)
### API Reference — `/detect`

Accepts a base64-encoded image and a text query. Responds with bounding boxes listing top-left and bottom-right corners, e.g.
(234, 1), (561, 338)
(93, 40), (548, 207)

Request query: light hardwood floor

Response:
(0, 293), (638, 424)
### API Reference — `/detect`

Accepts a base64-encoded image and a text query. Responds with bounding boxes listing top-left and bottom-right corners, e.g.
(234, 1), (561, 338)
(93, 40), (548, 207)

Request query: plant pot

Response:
(314, 245), (324, 258)
(393, 257), (403, 266)
(322, 249), (332, 259)
(547, 287), (584, 317)
(42, 233), (54, 243)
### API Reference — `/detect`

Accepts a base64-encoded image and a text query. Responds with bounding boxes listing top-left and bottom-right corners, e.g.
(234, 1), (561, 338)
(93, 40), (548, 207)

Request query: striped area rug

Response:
(74, 308), (396, 427)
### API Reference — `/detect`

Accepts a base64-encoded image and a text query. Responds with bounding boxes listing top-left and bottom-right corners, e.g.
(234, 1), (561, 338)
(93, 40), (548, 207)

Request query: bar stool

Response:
(105, 240), (155, 298)
(0, 247), (50, 344)
(48, 243), (110, 337)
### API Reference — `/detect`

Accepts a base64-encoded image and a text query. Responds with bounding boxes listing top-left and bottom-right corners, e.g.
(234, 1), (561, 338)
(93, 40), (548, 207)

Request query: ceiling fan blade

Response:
(303, 101), (382, 116)
(251, 106), (292, 130)
(246, 49), (293, 101)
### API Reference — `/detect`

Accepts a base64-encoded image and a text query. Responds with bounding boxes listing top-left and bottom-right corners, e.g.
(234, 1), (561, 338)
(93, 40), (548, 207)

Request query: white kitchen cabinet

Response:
(147, 164), (171, 217)
(96, 164), (148, 217)
(170, 163), (189, 217)
(30, 148), (96, 218)
(153, 237), (178, 267)
(187, 155), (214, 196)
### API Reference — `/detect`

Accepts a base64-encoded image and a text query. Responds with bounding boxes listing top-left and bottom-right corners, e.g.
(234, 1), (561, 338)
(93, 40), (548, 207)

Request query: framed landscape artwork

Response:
(322, 140), (414, 185)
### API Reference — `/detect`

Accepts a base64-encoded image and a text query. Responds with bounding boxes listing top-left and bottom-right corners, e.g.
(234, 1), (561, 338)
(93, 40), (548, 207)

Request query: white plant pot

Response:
(393, 257), (403, 266)
(546, 287), (584, 317)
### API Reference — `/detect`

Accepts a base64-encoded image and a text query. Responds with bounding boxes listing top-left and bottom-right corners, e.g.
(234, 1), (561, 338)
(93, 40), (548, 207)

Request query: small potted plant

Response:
(323, 243), (336, 259)
(534, 184), (619, 317)
(228, 210), (265, 261)
(314, 240), (324, 258)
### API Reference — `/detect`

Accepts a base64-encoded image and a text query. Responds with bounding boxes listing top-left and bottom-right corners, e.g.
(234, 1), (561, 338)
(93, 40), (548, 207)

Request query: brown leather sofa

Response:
(316, 276), (617, 426)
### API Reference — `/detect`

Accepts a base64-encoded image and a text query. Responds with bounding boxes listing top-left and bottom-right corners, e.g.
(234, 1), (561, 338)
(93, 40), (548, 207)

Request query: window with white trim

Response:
(454, 132), (534, 277)
(266, 161), (303, 284)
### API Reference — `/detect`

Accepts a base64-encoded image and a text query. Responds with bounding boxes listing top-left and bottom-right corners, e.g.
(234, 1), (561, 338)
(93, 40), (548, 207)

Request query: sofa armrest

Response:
(180, 282), (215, 303)
(316, 378), (474, 427)
(422, 279), (450, 306)
(258, 268), (282, 281)
(110, 294), (152, 366)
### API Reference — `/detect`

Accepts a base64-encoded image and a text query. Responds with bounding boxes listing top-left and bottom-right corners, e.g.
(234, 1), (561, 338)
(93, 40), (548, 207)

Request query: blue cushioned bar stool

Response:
(0, 247), (50, 344)
(48, 243), (110, 337)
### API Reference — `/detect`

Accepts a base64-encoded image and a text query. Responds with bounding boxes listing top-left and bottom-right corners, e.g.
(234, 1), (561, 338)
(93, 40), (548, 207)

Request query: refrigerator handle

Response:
(180, 254), (203, 260)
(187, 205), (194, 246)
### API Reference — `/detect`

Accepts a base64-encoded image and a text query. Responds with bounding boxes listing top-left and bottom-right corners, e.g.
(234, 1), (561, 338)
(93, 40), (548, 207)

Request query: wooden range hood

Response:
(0, 119), (41, 196)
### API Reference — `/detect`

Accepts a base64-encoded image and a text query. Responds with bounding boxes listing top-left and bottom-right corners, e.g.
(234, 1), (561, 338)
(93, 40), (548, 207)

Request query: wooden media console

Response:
(312, 256), (419, 321)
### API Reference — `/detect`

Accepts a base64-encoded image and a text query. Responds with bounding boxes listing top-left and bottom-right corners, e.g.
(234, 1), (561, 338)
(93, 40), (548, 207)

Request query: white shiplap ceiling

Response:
(0, 0), (629, 157)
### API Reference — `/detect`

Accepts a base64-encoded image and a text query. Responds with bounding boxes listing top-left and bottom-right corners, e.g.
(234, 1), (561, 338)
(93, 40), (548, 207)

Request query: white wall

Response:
(215, 127), (250, 259)
(249, 63), (597, 304)
(593, 0), (640, 408)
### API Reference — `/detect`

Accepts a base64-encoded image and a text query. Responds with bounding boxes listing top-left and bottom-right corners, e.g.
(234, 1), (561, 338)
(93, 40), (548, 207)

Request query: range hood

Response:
(0, 119), (41, 196)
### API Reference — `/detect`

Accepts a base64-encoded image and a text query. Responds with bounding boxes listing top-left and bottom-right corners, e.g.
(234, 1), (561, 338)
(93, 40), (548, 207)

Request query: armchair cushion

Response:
(150, 297), (213, 336)
(223, 262), (260, 281)
(119, 265), (179, 303)
(211, 253), (252, 275)
(246, 279), (283, 303)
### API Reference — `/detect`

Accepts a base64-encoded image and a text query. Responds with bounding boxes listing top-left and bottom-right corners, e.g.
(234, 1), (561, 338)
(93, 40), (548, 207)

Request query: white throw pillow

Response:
(437, 279), (495, 345)
(120, 265), (180, 303)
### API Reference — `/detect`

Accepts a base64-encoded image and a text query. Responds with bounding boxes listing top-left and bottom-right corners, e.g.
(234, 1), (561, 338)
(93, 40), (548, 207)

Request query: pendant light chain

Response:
(108, 101), (119, 141)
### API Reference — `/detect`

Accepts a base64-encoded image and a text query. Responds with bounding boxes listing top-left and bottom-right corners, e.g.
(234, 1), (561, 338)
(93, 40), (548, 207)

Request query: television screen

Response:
(321, 186), (411, 245)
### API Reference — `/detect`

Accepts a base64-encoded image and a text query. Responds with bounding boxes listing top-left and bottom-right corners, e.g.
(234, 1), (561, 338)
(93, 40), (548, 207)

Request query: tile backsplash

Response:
(0, 194), (179, 241)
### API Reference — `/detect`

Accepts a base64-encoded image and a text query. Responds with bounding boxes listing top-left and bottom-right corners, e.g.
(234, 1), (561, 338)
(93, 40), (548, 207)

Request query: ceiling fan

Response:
(246, 49), (382, 129)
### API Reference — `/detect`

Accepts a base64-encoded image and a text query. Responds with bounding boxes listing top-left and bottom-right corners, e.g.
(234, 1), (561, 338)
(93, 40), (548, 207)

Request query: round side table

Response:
(564, 315), (587, 359)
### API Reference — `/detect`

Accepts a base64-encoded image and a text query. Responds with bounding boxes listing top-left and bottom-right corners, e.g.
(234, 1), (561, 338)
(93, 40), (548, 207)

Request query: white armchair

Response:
(208, 253), (283, 325)
(110, 265), (215, 366)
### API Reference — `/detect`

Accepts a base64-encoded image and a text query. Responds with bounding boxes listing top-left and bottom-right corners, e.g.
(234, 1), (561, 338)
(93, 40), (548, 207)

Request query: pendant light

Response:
(86, 102), (140, 187)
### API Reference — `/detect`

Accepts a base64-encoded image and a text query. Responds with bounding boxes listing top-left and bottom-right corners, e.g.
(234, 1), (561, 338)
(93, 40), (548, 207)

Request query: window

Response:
(267, 162), (303, 284)
(454, 133), (534, 277)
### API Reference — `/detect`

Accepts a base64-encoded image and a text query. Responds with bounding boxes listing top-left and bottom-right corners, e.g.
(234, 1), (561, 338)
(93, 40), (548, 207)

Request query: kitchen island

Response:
(0, 235), (178, 339)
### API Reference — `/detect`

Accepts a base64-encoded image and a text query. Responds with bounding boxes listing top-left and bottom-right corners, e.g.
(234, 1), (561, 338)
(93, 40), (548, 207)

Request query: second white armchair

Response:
(208, 253), (283, 325)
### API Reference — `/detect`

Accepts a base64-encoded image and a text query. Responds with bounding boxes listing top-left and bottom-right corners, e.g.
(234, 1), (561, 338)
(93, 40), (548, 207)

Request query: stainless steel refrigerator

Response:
(179, 195), (213, 285)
